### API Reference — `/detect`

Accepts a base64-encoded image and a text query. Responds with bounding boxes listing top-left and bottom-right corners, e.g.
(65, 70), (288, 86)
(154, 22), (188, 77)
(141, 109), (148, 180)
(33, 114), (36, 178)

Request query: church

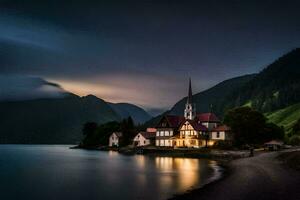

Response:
(155, 79), (232, 148)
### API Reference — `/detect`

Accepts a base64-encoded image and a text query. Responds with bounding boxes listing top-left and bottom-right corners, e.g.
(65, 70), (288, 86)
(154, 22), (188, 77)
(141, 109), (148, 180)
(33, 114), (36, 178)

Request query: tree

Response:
(120, 116), (136, 146)
(264, 123), (285, 141)
(224, 107), (266, 146)
(82, 122), (98, 136)
(224, 107), (283, 146)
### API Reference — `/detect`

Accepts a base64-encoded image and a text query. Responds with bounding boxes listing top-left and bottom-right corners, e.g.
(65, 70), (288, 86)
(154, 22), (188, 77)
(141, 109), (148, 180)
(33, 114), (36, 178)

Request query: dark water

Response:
(0, 145), (221, 200)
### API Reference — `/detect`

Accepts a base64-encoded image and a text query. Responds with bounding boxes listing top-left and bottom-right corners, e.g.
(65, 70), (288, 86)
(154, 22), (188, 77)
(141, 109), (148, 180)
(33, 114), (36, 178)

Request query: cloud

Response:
(0, 74), (69, 101)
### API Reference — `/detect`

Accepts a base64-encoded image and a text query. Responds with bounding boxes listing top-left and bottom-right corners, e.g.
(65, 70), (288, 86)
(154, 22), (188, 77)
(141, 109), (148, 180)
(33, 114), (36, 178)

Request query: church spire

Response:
(187, 77), (192, 104)
(184, 78), (196, 120)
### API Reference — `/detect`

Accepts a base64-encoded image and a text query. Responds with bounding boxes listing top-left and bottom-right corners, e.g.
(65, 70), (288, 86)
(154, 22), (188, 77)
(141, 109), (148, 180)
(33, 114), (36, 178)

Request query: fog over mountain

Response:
(0, 75), (69, 101)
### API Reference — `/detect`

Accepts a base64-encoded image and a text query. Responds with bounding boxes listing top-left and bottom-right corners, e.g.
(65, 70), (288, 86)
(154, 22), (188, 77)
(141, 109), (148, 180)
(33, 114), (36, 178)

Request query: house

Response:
(133, 131), (156, 146)
(109, 132), (123, 147)
(155, 78), (232, 148)
(264, 140), (284, 151)
(155, 115), (185, 147)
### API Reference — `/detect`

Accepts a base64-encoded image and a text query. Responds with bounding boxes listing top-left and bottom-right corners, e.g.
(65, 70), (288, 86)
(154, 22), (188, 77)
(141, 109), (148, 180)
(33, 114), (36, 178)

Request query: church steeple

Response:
(187, 78), (192, 104)
(184, 78), (196, 120)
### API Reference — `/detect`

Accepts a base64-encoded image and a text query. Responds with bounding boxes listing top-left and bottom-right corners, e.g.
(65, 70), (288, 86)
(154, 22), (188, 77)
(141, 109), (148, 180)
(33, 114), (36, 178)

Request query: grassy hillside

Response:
(266, 103), (300, 134)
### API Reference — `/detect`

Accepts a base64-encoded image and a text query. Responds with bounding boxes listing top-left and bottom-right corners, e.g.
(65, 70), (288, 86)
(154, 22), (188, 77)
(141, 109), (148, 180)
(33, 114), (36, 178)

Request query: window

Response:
(156, 140), (159, 146)
(160, 131), (164, 136)
(170, 131), (173, 136)
(144, 140), (146, 144)
(165, 131), (169, 136)
(165, 140), (170, 146)
(160, 140), (164, 146)
(156, 131), (159, 136)
(216, 132), (220, 138)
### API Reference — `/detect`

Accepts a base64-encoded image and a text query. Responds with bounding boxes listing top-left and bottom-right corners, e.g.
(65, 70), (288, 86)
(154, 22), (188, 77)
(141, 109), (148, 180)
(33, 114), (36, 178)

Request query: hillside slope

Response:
(224, 48), (300, 113)
(169, 49), (300, 120)
(266, 103), (300, 134)
(109, 103), (152, 124)
(169, 74), (256, 117)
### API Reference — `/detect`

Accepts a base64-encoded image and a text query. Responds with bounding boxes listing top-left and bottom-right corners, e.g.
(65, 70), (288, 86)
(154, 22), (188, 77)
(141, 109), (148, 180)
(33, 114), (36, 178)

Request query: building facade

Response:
(109, 132), (123, 147)
(133, 131), (156, 146)
(155, 79), (231, 148)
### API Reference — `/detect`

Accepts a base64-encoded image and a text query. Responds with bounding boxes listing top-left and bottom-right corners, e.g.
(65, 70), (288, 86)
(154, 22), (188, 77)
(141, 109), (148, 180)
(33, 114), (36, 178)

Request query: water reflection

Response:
(154, 157), (201, 192)
(0, 146), (218, 200)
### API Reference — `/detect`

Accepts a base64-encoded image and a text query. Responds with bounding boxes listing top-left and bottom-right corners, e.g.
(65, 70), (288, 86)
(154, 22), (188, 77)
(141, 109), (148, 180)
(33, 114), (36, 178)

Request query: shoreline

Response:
(168, 149), (300, 200)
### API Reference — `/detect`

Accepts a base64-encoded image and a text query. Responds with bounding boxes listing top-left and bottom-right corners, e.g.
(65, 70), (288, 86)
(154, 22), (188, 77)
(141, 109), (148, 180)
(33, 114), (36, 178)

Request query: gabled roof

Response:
(163, 115), (185, 128)
(180, 119), (208, 131)
(197, 113), (220, 122)
(139, 132), (156, 139)
(112, 132), (123, 137)
(189, 120), (208, 131)
(212, 125), (231, 131)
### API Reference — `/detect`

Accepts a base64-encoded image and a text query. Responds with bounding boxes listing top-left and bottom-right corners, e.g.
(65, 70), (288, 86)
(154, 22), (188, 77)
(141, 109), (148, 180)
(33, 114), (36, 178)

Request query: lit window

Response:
(156, 140), (159, 146)
(156, 131), (159, 136)
(170, 131), (173, 136)
(160, 131), (164, 136)
(165, 131), (169, 136)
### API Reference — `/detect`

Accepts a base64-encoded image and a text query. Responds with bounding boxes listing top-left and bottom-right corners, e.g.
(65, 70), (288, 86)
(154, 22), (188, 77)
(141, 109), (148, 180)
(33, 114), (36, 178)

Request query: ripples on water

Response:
(0, 145), (220, 200)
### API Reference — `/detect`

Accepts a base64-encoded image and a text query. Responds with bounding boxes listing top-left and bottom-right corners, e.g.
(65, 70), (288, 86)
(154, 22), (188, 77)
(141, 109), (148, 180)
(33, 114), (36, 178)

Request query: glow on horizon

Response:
(50, 75), (187, 110)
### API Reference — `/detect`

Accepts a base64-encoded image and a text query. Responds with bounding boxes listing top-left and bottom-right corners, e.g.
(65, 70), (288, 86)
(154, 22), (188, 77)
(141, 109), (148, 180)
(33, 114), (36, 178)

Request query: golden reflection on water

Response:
(108, 150), (119, 157)
(155, 157), (200, 192)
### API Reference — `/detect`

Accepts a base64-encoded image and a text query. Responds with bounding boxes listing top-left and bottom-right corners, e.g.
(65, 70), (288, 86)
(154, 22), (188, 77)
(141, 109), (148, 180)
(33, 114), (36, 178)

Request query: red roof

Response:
(188, 120), (208, 131)
(140, 132), (156, 139)
(165, 115), (185, 128)
(197, 113), (220, 122)
(212, 125), (231, 131)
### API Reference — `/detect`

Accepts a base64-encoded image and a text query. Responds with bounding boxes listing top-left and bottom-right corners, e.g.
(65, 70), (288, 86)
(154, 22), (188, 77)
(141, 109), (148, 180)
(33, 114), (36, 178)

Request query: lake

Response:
(0, 145), (222, 200)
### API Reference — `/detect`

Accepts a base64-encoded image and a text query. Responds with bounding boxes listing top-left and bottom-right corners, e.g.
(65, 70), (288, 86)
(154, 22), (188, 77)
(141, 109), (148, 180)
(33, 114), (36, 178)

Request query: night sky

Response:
(1, 0), (300, 114)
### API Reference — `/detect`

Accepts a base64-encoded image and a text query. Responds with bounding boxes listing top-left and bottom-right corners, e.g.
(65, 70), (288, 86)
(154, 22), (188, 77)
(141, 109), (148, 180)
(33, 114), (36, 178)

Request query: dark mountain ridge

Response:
(146, 48), (300, 127)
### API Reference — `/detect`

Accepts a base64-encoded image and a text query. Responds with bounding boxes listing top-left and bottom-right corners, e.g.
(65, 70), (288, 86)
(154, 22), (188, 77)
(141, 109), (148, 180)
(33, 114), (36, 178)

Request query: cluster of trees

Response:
(80, 117), (142, 148)
(224, 107), (284, 147)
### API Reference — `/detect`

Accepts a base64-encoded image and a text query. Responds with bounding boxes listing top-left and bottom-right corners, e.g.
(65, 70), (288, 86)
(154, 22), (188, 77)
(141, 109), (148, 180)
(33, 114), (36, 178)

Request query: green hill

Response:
(224, 48), (300, 113)
(168, 49), (300, 120)
(266, 103), (300, 134)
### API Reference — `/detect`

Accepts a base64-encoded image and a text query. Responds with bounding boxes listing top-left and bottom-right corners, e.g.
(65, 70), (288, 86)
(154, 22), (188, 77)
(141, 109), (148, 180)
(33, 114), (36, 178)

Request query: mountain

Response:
(223, 48), (300, 113)
(147, 49), (300, 129)
(0, 95), (121, 144)
(170, 49), (300, 117)
(169, 74), (256, 117)
(108, 103), (152, 124)
(0, 75), (151, 143)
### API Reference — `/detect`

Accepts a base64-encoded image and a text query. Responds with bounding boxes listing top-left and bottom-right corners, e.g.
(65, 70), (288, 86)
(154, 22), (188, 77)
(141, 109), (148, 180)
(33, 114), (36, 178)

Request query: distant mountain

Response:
(108, 103), (152, 124)
(0, 75), (151, 143)
(0, 95), (121, 144)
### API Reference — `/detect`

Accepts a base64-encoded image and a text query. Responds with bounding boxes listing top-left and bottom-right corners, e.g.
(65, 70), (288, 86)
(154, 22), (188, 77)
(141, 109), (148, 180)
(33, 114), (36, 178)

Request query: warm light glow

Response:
(155, 157), (200, 192)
